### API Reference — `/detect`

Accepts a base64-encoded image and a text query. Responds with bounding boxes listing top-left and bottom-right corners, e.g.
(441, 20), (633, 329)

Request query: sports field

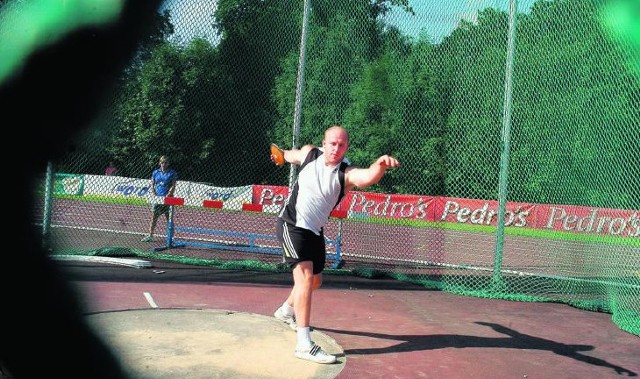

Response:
(31, 199), (640, 378)
(48, 257), (640, 379)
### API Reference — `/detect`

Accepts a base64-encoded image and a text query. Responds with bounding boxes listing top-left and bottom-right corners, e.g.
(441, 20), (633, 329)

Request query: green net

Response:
(8, 0), (638, 337)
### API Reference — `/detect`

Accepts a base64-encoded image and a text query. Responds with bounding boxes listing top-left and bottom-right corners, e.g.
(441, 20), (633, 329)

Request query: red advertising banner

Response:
(253, 185), (288, 207)
(251, 185), (639, 237)
(538, 204), (638, 237)
(343, 191), (436, 221)
(436, 197), (536, 227)
(253, 186), (436, 220)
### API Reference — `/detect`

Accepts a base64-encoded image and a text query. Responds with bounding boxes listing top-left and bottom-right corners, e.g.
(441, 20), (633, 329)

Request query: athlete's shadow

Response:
(317, 322), (637, 377)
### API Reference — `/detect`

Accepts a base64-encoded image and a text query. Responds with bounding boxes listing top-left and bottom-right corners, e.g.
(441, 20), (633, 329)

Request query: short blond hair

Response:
(325, 125), (349, 142)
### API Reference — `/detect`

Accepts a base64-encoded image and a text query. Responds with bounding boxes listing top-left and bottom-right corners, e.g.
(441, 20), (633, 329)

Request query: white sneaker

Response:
(274, 307), (297, 330)
(141, 235), (153, 242)
(295, 343), (337, 364)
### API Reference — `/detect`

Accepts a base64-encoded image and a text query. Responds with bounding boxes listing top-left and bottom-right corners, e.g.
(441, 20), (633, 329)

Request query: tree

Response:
(212, 0), (302, 185)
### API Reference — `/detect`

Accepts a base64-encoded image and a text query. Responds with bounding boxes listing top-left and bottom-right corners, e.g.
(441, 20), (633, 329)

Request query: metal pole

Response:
(288, 0), (311, 190)
(42, 161), (54, 251)
(493, 0), (518, 288)
(166, 205), (175, 248)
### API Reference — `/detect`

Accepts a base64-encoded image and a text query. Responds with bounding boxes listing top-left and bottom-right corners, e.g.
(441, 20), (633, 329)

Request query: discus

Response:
(270, 143), (285, 166)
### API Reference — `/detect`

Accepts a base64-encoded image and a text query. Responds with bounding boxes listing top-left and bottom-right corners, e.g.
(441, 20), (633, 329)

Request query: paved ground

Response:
(42, 258), (640, 379)
(86, 309), (344, 379)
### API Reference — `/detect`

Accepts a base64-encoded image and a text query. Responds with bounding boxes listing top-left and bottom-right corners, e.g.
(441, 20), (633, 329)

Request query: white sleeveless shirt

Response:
(279, 148), (347, 235)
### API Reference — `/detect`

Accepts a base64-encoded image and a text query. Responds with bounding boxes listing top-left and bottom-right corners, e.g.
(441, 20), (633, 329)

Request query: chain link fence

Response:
(5, 0), (638, 336)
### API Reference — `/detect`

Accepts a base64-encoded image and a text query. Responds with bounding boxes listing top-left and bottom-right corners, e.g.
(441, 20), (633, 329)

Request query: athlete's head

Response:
(159, 155), (170, 170)
(322, 125), (349, 166)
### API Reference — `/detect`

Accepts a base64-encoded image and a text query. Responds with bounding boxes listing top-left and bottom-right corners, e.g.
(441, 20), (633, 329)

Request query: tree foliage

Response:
(57, 0), (639, 209)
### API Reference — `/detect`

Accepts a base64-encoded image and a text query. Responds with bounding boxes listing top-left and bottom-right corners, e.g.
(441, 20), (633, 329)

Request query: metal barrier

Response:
(153, 197), (346, 268)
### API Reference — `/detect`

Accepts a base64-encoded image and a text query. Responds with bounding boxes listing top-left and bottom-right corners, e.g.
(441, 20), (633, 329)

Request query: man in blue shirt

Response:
(141, 155), (178, 242)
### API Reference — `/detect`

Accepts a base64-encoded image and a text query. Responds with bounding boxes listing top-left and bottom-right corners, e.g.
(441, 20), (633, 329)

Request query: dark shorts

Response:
(276, 218), (326, 275)
(152, 204), (171, 216)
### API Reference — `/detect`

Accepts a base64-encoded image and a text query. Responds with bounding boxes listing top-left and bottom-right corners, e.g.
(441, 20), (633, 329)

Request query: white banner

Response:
(82, 175), (252, 210)
(182, 182), (252, 210)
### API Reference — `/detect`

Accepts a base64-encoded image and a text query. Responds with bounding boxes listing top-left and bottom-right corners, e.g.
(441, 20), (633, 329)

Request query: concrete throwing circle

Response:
(86, 309), (345, 379)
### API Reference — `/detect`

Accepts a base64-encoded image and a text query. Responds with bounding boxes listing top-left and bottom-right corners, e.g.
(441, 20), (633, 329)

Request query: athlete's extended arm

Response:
(344, 155), (400, 192)
(280, 144), (315, 166)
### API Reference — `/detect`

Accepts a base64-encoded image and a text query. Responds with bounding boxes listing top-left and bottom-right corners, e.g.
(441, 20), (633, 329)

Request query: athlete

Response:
(270, 125), (400, 363)
(141, 155), (177, 242)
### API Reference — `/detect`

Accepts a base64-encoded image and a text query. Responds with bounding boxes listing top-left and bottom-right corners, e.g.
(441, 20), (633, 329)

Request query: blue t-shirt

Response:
(151, 168), (177, 196)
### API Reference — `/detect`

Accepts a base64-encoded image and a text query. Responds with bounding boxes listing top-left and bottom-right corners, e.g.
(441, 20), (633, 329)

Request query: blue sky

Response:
(160, 0), (219, 45)
(385, 0), (537, 43)
(160, 0), (537, 45)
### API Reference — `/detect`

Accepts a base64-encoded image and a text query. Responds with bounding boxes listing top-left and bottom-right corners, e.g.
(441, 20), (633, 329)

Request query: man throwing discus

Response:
(270, 125), (400, 364)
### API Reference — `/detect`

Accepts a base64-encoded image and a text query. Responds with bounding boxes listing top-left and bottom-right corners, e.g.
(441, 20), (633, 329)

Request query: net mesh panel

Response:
(14, 0), (639, 336)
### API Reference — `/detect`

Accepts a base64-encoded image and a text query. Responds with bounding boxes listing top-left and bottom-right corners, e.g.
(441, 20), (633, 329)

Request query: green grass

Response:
(56, 193), (147, 205)
(346, 213), (639, 247)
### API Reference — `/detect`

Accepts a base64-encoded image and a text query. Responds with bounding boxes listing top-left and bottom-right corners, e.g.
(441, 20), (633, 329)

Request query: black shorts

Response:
(276, 218), (326, 275)
(153, 204), (171, 216)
